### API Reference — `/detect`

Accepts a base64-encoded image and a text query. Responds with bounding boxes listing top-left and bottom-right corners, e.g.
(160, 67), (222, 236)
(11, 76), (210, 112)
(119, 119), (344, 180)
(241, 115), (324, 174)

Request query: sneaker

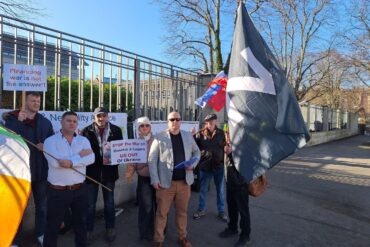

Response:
(193, 210), (206, 220)
(86, 232), (92, 245)
(105, 228), (116, 242)
(178, 237), (192, 247)
(234, 236), (251, 247)
(37, 235), (44, 246)
(218, 212), (228, 222)
(219, 228), (238, 238)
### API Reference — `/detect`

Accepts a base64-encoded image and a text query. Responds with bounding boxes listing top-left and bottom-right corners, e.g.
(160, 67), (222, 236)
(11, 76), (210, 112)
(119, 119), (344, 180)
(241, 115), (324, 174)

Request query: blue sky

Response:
(28, 1), (351, 72)
(36, 0), (167, 62)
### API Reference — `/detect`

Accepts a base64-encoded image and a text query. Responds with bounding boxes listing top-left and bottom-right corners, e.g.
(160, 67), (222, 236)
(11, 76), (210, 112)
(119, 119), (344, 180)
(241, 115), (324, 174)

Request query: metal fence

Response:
(300, 103), (353, 132)
(0, 15), (200, 121)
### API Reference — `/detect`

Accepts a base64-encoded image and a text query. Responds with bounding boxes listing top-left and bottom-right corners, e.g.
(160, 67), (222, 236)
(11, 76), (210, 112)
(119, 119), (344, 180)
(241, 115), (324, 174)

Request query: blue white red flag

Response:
(195, 71), (228, 112)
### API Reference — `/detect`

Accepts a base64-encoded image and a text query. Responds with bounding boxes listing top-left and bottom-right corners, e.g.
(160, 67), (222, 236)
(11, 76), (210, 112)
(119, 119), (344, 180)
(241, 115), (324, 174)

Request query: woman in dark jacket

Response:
(126, 116), (156, 241)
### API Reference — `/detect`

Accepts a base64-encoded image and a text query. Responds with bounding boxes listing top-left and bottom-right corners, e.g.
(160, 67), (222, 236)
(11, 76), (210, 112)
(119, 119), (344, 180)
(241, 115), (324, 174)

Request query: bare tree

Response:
(155, 0), (264, 73)
(0, 0), (44, 19)
(344, 0), (369, 87)
(156, 0), (227, 73)
(253, 0), (335, 101)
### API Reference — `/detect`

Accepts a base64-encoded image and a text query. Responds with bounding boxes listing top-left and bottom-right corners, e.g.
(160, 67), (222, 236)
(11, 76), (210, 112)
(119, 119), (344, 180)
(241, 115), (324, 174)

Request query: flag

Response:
(195, 71), (228, 111)
(0, 126), (31, 247)
(226, 3), (310, 182)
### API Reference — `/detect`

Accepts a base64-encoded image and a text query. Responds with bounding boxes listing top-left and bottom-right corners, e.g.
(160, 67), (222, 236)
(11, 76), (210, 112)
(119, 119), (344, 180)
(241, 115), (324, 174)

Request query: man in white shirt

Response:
(43, 111), (95, 247)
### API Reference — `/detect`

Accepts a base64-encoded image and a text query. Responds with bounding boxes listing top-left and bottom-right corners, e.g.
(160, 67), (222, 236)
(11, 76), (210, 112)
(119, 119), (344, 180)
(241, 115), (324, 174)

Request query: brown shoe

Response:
(178, 238), (192, 247)
(153, 242), (163, 247)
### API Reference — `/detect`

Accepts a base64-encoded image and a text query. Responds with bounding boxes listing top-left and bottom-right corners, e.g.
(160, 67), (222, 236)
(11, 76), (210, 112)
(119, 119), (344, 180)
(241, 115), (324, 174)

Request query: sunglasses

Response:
(139, 124), (150, 128)
(168, 118), (181, 122)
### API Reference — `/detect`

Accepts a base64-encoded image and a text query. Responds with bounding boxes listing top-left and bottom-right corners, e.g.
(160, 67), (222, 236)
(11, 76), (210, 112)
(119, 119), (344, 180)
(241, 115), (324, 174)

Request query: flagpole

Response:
(1, 125), (112, 192)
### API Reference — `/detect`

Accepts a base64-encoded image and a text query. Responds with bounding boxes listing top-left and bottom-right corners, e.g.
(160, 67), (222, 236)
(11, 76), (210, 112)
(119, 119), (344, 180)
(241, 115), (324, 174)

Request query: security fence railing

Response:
(0, 15), (200, 121)
(300, 103), (354, 132)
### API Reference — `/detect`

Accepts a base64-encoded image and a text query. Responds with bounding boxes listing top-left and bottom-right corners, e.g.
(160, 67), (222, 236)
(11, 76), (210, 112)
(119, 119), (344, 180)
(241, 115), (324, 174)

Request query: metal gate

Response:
(0, 15), (200, 121)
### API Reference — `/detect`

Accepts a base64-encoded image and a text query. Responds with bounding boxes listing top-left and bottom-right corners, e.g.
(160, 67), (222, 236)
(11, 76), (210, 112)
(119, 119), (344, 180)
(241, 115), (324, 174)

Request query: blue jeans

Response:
(198, 167), (225, 213)
(86, 181), (115, 231)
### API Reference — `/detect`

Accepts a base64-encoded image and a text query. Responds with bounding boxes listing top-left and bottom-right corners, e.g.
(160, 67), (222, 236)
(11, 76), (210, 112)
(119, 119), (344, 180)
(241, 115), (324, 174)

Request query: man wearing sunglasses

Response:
(149, 111), (200, 247)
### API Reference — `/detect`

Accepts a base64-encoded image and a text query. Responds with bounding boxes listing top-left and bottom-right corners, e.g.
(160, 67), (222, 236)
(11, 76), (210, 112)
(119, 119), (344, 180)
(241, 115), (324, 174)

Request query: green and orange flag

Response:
(0, 126), (31, 247)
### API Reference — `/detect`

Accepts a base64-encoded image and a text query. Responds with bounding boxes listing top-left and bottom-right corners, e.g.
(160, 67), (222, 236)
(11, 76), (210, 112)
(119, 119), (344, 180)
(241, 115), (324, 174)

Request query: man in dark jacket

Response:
(4, 91), (54, 246)
(193, 114), (228, 222)
(219, 149), (251, 247)
(81, 107), (123, 243)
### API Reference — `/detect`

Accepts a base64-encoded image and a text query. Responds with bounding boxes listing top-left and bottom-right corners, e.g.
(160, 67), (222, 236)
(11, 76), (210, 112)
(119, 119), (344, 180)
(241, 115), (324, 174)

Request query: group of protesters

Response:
(5, 91), (251, 247)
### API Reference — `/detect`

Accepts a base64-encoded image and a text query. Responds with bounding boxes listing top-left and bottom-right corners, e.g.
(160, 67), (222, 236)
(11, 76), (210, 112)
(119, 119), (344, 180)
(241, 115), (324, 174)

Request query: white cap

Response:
(136, 116), (151, 127)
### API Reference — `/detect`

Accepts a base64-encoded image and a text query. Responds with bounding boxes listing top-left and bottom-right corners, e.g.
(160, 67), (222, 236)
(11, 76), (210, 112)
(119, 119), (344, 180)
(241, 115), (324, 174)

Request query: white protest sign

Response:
(111, 139), (147, 164)
(3, 64), (47, 92)
(133, 120), (199, 138)
(0, 109), (128, 138)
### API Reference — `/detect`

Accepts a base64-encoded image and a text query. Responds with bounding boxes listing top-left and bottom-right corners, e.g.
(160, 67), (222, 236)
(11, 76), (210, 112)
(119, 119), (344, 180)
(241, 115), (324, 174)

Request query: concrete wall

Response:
(22, 165), (136, 231)
(307, 129), (359, 146)
(306, 109), (359, 146)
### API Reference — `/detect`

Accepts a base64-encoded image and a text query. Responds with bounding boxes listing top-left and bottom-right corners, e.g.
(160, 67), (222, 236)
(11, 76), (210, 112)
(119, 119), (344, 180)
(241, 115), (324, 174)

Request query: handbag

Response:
(248, 174), (267, 197)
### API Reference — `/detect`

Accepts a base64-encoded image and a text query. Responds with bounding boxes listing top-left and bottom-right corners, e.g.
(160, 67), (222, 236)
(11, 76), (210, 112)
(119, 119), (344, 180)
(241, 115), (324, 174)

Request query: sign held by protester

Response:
(111, 139), (147, 164)
(3, 64), (47, 92)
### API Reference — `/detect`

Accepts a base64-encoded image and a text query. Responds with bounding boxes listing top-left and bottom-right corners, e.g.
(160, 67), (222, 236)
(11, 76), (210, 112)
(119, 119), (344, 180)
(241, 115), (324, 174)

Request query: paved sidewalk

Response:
(25, 135), (370, 246)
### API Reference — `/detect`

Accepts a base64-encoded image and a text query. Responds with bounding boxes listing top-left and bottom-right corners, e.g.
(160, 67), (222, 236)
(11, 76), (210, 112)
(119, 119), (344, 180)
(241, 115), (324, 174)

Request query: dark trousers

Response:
(12, 180), (48, 245)
(137, 175), (156, 240)
(226, 183), (251, 238)
(86, 181), (115, 231)
(43, 184), (88, 247)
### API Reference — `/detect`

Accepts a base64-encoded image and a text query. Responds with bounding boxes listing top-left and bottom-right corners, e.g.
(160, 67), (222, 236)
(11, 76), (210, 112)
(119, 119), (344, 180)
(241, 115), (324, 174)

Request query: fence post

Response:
(133, 58), (141, 119)
(323, 107), (329, 131)
(306, 103), (311, 131)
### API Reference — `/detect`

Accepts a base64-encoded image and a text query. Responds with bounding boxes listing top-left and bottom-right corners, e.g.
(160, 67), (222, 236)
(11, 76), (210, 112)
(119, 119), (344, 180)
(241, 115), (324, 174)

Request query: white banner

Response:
(0, 109), (128, 138)
(111, 139), (147, 164)
(133, 120), (199, 138)
(3, 64), (47, 92)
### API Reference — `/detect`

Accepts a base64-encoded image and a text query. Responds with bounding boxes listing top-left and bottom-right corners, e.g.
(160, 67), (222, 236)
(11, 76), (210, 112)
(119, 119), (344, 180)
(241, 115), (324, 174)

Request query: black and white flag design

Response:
(227, 2), (310, 182)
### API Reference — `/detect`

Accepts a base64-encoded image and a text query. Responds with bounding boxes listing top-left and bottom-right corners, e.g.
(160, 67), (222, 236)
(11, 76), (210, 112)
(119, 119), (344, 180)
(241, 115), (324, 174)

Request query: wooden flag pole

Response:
(21, 91), (26, 111)
(1, 125), (112, 192)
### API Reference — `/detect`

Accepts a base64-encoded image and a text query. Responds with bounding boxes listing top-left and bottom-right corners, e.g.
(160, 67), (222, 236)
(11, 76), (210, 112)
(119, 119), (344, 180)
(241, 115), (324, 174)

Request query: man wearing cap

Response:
(149, 111), (200, 247)
(193, 113), (228, 222)
(81, 107), (123, 243)
(126, 116), (155, 241)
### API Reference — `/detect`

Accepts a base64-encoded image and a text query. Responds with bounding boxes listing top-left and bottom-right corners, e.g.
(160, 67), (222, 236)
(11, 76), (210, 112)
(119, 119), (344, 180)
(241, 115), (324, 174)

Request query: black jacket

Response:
(4, 110), (54, 182)
(81, 122), (123, 183)
(225, 154), (248, 190)
(195, 127), (226, 171)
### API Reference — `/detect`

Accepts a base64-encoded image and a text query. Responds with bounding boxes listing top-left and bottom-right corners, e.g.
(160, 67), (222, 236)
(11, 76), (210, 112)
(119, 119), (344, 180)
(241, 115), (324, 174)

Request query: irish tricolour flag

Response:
(0, 126), (31, 247)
